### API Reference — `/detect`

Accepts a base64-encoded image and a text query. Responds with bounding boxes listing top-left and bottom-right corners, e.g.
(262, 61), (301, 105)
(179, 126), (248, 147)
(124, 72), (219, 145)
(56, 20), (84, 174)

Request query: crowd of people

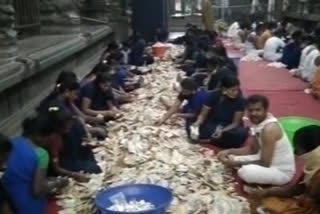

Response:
(0, 21), (320, 214)
(228, 20), (320, 100)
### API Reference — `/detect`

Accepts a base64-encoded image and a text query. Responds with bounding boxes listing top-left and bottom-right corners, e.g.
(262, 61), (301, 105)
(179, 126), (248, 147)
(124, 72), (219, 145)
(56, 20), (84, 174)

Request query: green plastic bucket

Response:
(279, 116), (320, 147)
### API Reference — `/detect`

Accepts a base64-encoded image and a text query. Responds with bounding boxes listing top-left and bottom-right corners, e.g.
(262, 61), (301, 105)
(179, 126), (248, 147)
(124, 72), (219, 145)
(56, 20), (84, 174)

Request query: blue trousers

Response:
(199, 121), (248, 148)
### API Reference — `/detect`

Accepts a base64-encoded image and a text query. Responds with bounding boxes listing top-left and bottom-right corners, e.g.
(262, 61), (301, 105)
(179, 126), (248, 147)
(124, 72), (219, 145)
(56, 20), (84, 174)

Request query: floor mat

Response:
(240, 61), (307, 92)
(47, 199), (60, 214)
(239, 60), (320, 120)
(244, 91), (320, 120)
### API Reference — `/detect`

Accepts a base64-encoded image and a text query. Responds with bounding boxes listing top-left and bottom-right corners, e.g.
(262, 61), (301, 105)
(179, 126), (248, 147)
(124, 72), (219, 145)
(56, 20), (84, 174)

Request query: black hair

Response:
(302, 35), (315, 45)
(22, 114), (50, 137)
(107, 42), (120, 52)
(221, 76), (240, 88)
(106, 51), (124, 64)
(273, 29), (283, 38)
(239, 22), (250, 30)
(95, 72), (112, 85)
(38, 71), (78, 113)
(0, 133), (12, 156)
(44, 106), (74, 134)
(122, 41), (130, 48)
(89, 63), (103, 76)
(266, 22), (276, 30)
(56, 71), (77, 85)
(180, 78), (197, 91)
(294, 125), (320, 154)
(256, 24), (265, 33)
(185, 23), (193, 28)
(246, 94), (269, 110)
(291, 30), (303, 41)
(23, 108), (73, 138)
(58, 79), (80, 94)
(101, 41), (120, 57)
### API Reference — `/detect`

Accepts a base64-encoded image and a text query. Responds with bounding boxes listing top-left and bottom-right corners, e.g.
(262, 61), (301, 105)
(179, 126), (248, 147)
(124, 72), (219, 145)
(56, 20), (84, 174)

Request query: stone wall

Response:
(0, 26), (114, 135)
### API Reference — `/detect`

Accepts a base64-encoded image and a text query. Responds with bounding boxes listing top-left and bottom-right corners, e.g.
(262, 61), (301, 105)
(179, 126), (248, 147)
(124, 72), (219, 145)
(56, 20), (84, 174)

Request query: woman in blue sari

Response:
(1, 115), (68, 214)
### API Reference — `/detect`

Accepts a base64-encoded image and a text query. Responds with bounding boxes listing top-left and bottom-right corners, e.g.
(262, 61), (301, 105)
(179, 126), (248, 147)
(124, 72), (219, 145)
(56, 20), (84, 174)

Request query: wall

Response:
(0, 25), (113, 135)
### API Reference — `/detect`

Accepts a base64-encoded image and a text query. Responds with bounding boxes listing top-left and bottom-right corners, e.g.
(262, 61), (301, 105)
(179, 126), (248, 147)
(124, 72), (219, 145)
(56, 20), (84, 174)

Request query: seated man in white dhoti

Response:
(293, 35), (316, 78)
(218, 95), (295, 186)
(263, 30), (286, 62)
(301, 47), (320, 83)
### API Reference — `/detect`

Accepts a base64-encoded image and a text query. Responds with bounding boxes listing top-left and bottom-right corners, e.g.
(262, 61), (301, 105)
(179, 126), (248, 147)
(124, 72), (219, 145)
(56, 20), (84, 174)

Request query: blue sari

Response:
(1, 137), (46, 214)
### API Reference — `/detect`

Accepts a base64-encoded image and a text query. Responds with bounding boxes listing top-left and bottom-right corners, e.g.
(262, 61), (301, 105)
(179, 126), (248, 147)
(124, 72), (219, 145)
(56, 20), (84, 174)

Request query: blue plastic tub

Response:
(95, 184), (173, 214)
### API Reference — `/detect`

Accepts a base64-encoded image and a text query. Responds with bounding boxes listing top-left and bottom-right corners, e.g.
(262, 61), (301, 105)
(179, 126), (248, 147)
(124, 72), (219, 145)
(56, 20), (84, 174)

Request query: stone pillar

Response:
(39, 0), (84, 34)
(86, 0), (109, 21)
(0, 0), (18, 65)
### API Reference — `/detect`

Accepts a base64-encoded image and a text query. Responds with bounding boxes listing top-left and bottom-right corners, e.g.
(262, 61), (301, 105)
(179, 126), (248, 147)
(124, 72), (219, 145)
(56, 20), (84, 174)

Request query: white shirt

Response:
(298, 45), (316, 73)
(121, 49), (131, 65)
(302, 48), (320, 82)
(227, 22), (239, 38)
(233, 114), (295, 174)
(263, 37), (285, 61)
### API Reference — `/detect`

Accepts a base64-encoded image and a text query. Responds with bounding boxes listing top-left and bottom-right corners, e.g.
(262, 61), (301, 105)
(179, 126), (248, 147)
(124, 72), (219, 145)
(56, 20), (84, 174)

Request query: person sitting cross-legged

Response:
(156, 78), (209, 139)
(217, 94), (296, 186)
(192, 76), (248, 148)
(250, 125), (320, 214)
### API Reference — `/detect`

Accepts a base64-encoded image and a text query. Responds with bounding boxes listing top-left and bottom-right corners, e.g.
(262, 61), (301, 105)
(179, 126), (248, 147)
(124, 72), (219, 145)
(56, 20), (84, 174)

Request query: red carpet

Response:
(47, 199), (60, 214)
(239, 60), (320, 120)
(240, 61), (307, 92)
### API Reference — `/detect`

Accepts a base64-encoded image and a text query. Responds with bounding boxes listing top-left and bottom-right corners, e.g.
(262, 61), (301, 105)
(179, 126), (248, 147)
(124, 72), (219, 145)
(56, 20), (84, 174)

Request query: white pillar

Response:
(267, 0), (275, 21)
(251, 0), (260, 14)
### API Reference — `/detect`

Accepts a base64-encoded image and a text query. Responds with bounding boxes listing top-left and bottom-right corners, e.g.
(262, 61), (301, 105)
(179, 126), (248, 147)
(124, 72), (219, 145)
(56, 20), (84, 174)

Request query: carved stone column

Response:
(0, 0), (18, 65)
(39, 0), (84, 34)
(86, 0), (109, 21)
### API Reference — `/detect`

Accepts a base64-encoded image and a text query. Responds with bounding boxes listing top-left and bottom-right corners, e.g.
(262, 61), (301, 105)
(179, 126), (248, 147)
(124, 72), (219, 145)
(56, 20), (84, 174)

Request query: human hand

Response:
(57, 177), (69, 188)
(224, 157), (241, 168)
(73, 173), (90, 183)
(105, 111), (122, 120)
(211, 129), (223, 139)
(190, 124), (199, 139)
(172, 114), (183, 120)
(217, 150), (230, 163)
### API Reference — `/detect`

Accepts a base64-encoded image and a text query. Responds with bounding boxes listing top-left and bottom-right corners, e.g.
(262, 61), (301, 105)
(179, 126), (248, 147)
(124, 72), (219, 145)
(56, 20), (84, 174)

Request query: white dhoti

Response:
(238, 164), (293, 185)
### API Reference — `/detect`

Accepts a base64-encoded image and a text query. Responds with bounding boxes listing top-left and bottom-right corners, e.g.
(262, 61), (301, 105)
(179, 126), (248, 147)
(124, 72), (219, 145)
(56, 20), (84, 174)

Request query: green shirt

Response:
(35, 147), (49, 169)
